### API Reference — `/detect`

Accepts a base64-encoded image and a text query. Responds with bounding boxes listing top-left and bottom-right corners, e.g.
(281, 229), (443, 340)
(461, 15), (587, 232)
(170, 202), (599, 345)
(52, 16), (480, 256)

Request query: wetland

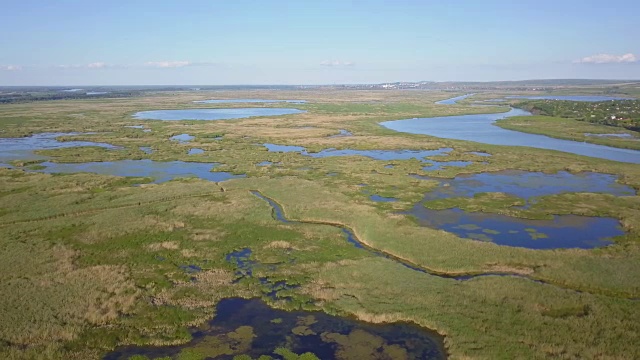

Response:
(1, 89), (639, 360)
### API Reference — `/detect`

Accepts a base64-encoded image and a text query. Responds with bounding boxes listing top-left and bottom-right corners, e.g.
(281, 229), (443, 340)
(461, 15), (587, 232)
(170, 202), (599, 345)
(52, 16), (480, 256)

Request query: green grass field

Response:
(1, 89), (639, 359)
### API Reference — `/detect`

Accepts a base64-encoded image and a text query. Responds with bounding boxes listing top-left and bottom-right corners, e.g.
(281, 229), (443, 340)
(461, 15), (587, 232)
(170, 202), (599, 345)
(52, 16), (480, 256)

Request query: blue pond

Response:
(38, 160), (244, 184)
(133, 108), (305, 121)
(103, 297), (444, 360)
(188, 148), (204, 155)
(422, 161), (472, 171)
(415, 170), (635, 201)
(170, 133), (194, 143)
(0, 132), (119, 165)
(307, 148), (451, 160)
(381, 107), (640, 164)
(370, 194), (398, 202)
(409, 207), (621, 249)
(263, 144), (480, 171)
(264, 143), (452, 160)
(139, 146), (153, 154)
(407, 170), (633, 249)
(193, 99), (306, 104)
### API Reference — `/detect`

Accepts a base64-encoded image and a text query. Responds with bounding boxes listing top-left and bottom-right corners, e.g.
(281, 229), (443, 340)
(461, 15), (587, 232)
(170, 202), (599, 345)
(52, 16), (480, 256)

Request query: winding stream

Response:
(251, 191), (552, 282)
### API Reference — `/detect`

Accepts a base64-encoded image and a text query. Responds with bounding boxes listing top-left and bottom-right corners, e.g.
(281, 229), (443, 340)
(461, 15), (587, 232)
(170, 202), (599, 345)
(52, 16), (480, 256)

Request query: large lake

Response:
(381, 107), (640, 164)
(133, 108), (305, 121)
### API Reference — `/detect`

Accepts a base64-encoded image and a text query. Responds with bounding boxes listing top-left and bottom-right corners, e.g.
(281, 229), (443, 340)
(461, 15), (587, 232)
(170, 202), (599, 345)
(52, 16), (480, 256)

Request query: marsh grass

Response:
(1, 89), (639, 359)
(496, 115), (640, 150)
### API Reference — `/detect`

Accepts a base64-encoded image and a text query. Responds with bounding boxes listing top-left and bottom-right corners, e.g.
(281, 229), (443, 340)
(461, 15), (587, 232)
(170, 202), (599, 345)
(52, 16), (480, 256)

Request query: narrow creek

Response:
(249, 190), (640, 300)
(251, 191), (543, 281)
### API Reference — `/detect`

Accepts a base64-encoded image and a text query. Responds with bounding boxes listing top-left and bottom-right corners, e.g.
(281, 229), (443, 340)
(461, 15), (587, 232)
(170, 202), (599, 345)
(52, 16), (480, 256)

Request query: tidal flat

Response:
(0, 89), (639, 360)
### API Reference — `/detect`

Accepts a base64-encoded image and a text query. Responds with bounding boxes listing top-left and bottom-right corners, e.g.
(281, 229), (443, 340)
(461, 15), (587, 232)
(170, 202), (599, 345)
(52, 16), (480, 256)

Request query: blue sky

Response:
(1, 0), (639, 85)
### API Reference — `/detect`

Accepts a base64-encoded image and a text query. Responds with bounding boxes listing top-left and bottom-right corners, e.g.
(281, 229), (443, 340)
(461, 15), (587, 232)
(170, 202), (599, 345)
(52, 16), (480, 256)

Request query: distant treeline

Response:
(0, 91), (141, 104)
(516, 99), (640, 132)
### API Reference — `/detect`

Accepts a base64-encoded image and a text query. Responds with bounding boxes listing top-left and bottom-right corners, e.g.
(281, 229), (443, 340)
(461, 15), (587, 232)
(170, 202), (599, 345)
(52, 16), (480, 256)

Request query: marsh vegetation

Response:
(0, 89), (639, 359)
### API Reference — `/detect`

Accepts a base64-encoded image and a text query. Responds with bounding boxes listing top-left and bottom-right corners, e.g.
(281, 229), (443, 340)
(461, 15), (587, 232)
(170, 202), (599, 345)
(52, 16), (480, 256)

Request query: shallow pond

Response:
(262, 144), (487, 171)
(0, 133), (119, 164)
(193, 99), (306, 104)
(170, 133), (194, 143)
(370, 194), (399, 202)
(381, 107), (640, 164)
(415, 170), (635, 201)
(264, 143), (452, 160)
(133, 108), (306, 121)
(422, 161), (472, 171)
(408, 207), (621, 249)
(329, 129), (354, 137)
(188, 148), (205, 155)
(139, 146), (153, 154)
(39, 160), (244, 183)
(103, 298), (445, 360)
(407, 170), (633, 249)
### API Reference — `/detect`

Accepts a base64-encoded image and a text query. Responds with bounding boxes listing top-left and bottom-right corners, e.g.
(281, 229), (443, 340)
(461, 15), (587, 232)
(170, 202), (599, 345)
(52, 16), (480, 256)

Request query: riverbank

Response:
(496, 115), (640, 151)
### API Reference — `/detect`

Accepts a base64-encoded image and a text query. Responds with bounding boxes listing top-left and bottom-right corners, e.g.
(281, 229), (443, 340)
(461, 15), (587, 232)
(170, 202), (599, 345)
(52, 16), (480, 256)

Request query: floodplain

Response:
(1, 89), (639, 360)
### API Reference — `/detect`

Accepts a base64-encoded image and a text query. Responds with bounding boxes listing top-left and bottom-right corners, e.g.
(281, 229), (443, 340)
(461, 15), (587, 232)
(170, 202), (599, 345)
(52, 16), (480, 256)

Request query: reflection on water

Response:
(103, 298), (445, 360)
(264, 143), (453, 161)
(0, 132), (119, 163)
(170, 133), (194, 143)
(133, 108), (306, 121)
(408, 207), (620, 249)
(370, 194), (398, 202)
(193, 99), (306, 104)
(407, 170), (633, 249)
(422, 161), (472, 171)
(139, 146), (153, 154)
(381, 105), (640, 163)
(39, 159), (244, 184)
(435, 93), (475, 105)
(188, 148), (204, 155)
(415, 170), (635, 201)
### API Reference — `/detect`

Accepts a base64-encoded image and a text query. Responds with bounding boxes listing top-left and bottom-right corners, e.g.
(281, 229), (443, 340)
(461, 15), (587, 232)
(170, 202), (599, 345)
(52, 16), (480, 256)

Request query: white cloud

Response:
(87, 62), (107, 69)
(320, 60), (355, 67)
(56, 62), (111, 69)
(1, 65), (22, 71)
(574, 53), (637, 64)
(145, 61), (191, 68)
